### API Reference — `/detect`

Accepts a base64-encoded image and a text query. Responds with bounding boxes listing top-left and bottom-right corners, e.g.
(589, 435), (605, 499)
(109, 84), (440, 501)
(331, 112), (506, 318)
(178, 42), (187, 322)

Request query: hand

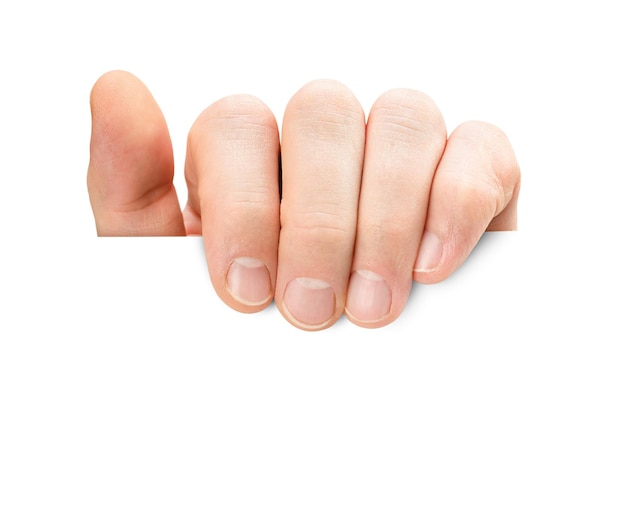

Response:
(87, 71), (520, 331)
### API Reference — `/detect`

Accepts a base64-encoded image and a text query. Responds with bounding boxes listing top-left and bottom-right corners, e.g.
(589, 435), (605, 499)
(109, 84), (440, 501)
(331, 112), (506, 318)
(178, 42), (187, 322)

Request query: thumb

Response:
(87, 70), (185, 236)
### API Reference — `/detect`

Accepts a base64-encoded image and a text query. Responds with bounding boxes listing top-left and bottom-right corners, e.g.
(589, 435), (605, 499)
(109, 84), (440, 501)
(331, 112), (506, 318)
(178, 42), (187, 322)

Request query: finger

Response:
(185, 95), (280, 313)
(345, 89), (447, 328)
(276, 80), (365, 331)
(413, 121), (521, 284)
(87, 70), (185, 236)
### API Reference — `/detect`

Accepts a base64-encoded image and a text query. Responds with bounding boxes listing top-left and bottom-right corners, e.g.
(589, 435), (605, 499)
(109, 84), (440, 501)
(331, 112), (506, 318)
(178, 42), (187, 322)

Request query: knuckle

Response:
(285, 80), (365, 142)
(368, 89), (447, 149)
(357, 217), (414, 245)
(453, 121), (521, 215)
(204, 94), (275, 125)
(229, 182), (277, 210)
(451, 171), (509, 225)
(454, 120), (510, 152)
(282, 207), (354, 248)
(188, 94), (278, 151)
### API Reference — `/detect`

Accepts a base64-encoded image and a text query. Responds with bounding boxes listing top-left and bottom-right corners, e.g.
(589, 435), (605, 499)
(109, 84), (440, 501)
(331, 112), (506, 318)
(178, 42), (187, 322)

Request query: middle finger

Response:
(276, 80), (365, 331)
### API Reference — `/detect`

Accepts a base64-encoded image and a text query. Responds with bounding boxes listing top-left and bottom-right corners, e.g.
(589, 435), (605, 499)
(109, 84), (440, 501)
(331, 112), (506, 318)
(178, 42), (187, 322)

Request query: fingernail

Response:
(345, 270), (391, 324)
(226, 257), (272, 306)
(283, 277), (335, 329)
(414, 231), (443, 273)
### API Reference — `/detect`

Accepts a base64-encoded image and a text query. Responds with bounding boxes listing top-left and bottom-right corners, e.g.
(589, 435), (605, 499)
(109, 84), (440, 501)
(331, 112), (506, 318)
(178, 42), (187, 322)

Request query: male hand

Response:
(87, 71), (520, 331)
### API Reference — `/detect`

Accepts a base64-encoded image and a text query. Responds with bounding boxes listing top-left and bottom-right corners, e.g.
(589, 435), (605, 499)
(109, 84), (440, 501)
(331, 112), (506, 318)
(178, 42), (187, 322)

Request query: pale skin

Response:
(87, 71), (521, 331)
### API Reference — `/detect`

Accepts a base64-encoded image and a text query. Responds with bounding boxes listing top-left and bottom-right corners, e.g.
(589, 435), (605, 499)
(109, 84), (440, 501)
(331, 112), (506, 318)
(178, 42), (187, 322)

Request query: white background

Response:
(1, 1), (625, 507)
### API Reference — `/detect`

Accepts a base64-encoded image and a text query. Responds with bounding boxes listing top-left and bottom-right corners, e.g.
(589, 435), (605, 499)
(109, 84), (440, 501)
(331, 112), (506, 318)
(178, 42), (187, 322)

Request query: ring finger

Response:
(345, 89), (447, 328)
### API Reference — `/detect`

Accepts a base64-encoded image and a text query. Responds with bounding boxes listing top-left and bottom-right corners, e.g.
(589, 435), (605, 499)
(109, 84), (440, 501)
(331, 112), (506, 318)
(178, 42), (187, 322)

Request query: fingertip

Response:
(279, 277), (339, 332)
(413, 230), (443, 273)
(412, 230), (452, 284)
(224, 257), (274, 312)
(344, 270), (394, 329)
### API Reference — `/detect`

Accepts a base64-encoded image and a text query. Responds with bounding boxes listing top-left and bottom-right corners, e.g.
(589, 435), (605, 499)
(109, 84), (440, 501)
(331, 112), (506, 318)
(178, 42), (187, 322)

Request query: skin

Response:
(87, 70), (521, 331)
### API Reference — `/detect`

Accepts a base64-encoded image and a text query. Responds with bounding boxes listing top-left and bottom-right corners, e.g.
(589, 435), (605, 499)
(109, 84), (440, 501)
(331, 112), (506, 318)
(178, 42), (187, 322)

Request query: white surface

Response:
(1, 0), (625, 506)
(1, 233), (625, 507)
